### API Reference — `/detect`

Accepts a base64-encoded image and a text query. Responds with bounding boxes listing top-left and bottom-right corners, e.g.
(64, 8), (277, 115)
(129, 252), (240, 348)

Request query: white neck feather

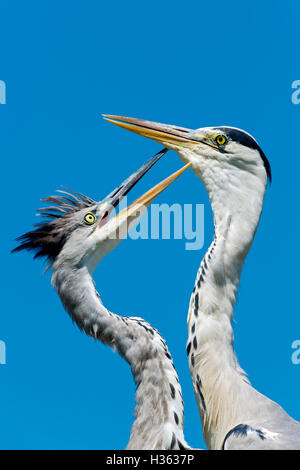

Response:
(187, 164), (267, 449)
(51, 263), (188, 450)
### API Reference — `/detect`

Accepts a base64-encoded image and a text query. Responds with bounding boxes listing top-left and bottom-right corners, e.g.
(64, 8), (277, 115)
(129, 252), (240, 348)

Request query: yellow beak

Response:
(116, 161), (191, 222)
(102, 114), (202, 147)
(102, 114), (219, 152)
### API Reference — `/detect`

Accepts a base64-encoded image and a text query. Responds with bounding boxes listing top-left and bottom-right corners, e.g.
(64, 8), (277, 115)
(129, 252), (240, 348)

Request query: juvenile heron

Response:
(13, 150), (192, 450)
(104, 115), (300, 450)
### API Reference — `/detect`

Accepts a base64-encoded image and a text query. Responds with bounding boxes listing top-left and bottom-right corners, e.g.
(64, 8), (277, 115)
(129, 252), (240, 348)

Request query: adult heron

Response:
(103, 115), (300, 450)
(13, 150), (192, 450)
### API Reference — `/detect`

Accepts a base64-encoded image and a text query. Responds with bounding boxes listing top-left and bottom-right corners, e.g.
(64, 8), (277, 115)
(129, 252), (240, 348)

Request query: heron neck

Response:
(187, 182), (266, 449)
(51, 264), (187, 450)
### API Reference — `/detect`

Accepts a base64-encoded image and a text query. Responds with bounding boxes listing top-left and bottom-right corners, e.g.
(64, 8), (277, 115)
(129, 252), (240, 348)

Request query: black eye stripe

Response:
(214, 127), (272, 182)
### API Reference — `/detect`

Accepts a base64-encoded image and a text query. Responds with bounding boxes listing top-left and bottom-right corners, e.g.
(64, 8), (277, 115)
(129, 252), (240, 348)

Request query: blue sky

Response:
(1, 0), (299, 449)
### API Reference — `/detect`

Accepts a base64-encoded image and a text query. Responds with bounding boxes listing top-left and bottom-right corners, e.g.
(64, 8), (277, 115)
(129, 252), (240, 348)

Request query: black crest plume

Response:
(216, 127), (272, 183)
(12, 188), (96, 262)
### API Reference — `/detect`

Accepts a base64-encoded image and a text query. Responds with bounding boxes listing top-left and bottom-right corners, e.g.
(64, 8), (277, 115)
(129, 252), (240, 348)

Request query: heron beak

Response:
(102, 148), (168, 210)
(115, 161), (191, 223)
(102, 114), (215, 149)
(95, 148), (191, 231)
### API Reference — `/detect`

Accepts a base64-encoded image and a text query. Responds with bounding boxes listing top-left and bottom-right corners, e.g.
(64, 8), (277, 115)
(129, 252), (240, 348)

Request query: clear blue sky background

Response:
(1, 0), (299, 450)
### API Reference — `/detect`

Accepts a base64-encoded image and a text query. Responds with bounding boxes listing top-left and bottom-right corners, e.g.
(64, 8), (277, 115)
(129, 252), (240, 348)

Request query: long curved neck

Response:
(187, 172), (266, 449)
(51, 264), (188, 450)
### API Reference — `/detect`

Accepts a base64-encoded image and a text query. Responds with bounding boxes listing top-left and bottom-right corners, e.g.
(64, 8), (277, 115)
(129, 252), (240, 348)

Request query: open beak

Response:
(115, 161), (191, 222)
(102, 114), (215, 149)
(96, 148), (191, 232)
(102, 148), (168, 210)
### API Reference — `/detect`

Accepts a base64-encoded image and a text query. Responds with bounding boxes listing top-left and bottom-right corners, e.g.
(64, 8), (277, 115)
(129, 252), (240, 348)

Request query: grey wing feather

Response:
(223, 420), (300, 450)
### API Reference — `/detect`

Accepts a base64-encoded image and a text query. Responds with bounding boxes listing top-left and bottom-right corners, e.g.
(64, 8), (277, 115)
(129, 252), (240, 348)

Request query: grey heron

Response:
(104, 115), (300, 450)
(13, 150), (192, 450)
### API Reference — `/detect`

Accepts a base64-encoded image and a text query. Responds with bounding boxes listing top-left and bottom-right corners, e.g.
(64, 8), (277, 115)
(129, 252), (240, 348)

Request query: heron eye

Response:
(84, 213), (96, 225)
(216, 135), (227, 146)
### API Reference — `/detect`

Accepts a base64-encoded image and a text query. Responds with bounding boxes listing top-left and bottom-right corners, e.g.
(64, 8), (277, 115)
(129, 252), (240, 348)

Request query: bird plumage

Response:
(52, 260), (188, 450)
(13, 153), (191, 450)
(12, 188), (97, 261)
(105, 115), (300, 450)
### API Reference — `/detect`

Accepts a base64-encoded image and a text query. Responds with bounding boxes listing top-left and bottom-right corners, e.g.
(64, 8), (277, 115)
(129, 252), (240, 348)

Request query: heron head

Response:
(103, 116), (271, 200)
(13, 150), (190, 271)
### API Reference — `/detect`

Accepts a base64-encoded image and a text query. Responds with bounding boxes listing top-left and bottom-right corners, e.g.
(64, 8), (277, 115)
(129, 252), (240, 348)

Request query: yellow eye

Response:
(84, 213), (96, 225)
(216, 134), (227, 146)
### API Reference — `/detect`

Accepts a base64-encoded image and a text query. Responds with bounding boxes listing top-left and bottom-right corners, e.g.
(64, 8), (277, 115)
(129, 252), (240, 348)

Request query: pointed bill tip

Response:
(116, 162), (192, 221)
